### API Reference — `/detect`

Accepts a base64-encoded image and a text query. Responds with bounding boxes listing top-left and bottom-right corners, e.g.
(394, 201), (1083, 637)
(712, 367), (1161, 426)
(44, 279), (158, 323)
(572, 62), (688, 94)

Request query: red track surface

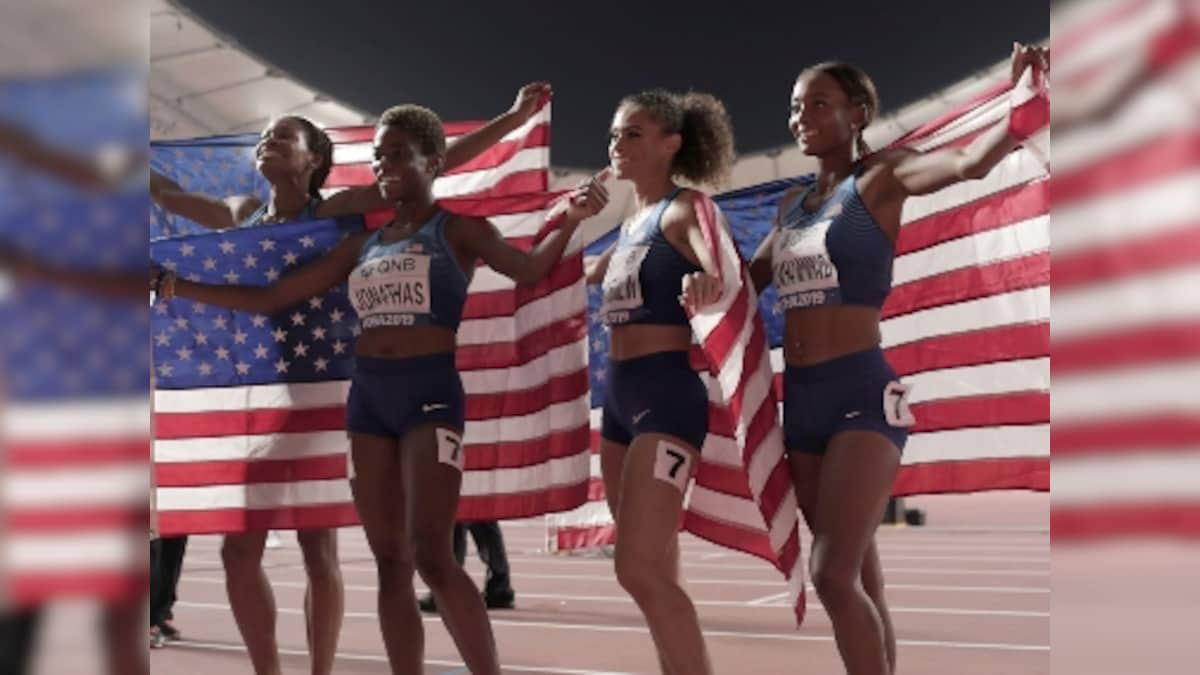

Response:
(150, 491), (1049, 674)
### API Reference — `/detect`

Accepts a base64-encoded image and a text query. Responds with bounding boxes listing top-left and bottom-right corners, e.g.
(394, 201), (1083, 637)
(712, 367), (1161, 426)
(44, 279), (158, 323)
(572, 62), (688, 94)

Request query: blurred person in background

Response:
(0, 115), (147, 675)
(1051, 1), (1200, 674)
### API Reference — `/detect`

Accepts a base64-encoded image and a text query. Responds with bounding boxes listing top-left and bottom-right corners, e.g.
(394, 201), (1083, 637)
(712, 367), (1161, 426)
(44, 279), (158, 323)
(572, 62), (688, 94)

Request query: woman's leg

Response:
(349, 432), (421, 674)
(402, 423), (500, 675)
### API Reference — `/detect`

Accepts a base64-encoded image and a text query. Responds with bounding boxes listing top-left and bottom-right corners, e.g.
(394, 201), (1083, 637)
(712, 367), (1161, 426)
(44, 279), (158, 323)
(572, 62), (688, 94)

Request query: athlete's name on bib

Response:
(352, 253), (431, 315)
(775, 254), (836, 286)
(353, 281), (427, 313)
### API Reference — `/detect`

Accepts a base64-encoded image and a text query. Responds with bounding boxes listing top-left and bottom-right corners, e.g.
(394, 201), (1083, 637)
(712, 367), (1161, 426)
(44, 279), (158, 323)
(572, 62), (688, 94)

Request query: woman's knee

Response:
(373, 547), (415, 590)
(614, 546), (672, 600)
(297, 530), (340, 577)
(810, 549), (863, 607)
(220, 533), (265, 570)
(411, 535), (457, 588)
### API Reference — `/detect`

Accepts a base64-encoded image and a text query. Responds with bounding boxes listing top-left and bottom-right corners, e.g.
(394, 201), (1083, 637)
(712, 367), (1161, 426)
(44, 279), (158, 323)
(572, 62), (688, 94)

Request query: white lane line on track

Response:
(184, 570), (1049, 593)
(178, 579), (1050, 617)
(168, 638), (634, 674)
(173, 601), (1049, 651)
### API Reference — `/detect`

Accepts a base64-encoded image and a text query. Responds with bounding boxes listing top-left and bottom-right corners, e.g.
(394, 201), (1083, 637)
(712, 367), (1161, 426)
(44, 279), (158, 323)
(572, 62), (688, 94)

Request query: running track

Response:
(148, 491), (1049, 674)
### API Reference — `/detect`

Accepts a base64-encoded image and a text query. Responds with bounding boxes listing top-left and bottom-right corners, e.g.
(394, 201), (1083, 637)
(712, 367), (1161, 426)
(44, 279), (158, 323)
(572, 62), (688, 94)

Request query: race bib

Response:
(652, 440), (693, 493)
(348, 252), (431, 328)
(600, 244), (650, 323)
(773, 220), (840, 310)
(436, 428), (465, 472)
(883, 381), (916, 427)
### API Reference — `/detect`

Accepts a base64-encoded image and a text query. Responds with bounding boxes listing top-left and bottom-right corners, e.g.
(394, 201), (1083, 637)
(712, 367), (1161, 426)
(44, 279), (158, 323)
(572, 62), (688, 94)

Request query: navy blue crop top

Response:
(347, 209), (469, 331)
(599, 187), (702, 327)
(770, 169), (893, 311)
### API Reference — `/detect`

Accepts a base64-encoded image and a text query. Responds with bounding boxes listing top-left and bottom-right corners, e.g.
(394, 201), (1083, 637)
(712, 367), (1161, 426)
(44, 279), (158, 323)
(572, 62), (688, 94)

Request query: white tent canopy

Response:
(150, 0), (369, 140)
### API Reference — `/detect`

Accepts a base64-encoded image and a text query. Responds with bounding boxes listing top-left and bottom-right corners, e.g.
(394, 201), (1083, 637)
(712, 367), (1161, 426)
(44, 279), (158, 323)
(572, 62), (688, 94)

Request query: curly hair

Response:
(377, 104), (447, 158)
(619, 89), (736, 187)
(277, 115), (334, 200)
(798, 62), (880, 156)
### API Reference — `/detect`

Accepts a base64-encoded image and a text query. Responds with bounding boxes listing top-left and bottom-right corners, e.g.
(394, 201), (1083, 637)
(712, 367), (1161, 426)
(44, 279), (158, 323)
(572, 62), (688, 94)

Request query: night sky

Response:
(180, 0), (1047, 168)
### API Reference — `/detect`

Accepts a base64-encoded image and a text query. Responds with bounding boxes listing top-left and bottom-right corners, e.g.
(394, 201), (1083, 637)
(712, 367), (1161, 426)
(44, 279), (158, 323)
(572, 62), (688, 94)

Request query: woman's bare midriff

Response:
(607, 324), (694, 361)
(782, 305), (882, 366)
(354, 325), (457, 358)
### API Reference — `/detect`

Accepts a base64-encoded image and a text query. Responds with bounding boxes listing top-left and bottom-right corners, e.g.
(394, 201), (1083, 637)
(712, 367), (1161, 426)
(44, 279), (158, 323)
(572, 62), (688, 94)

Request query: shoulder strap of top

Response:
(240, 200), (269, 228)
(650, 186), (685, 230)
(301, 195), (323, 220)
(358, 228), (383, 258)
(779, 178), (820, 225)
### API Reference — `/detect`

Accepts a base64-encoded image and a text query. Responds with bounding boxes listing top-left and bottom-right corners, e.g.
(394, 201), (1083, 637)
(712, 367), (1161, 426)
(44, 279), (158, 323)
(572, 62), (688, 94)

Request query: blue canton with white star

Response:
(150, 133), (273, 241)
(1, 191), (150, 401)
(150, 216), (366, 390)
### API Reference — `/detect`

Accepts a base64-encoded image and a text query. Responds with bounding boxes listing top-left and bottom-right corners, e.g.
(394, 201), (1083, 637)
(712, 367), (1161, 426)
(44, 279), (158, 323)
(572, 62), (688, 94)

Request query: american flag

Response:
(549, 61), (1052, 597)
(1, 191), (149, 608)
(1050, 0), (1200, 537)
(150, 103), (595, 536)
(686, 191), (806, 623)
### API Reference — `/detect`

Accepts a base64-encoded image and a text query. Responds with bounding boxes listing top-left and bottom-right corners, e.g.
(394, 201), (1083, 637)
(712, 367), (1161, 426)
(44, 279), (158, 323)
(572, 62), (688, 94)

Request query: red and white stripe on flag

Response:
(1049, 0), (1200, 538)
(682, 192), (806, 624)
(881, 65), (1050, 497)
(153, 103), (595, 535)
(4, 396), (149, 609)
